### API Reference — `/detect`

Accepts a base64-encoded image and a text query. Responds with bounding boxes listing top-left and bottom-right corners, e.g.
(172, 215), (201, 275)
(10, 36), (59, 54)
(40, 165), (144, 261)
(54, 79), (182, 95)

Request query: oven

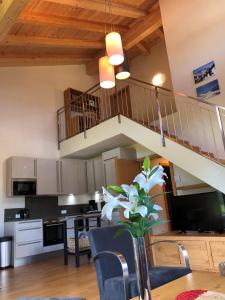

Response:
(43, 222), (64, 246)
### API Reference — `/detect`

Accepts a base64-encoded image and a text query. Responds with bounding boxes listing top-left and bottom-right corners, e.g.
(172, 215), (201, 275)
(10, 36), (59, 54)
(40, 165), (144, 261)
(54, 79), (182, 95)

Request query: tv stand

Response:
(151, 231), (225, 272)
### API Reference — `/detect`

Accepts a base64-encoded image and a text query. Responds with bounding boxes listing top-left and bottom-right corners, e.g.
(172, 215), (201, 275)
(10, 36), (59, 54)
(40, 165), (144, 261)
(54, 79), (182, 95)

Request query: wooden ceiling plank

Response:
(0, 53), (92, 66)
(45, 0), (146, 18)
(123, 9), (162, 49)
(17, 13), (128, 33)
(4, 35), (105, 49)
(0, 0), (29, 41)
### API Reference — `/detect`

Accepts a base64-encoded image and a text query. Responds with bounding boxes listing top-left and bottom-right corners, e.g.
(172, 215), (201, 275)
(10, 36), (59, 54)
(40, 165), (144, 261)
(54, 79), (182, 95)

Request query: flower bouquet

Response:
(101, 156), (167, 300)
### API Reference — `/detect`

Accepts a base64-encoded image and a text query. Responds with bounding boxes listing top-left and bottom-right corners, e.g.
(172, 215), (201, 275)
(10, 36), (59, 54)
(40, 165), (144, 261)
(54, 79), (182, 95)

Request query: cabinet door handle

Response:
(18, 227), (42, 231)
(18, 220), (41, 224)
(60, 161), (63, 193)
(17, 240), (42, 246)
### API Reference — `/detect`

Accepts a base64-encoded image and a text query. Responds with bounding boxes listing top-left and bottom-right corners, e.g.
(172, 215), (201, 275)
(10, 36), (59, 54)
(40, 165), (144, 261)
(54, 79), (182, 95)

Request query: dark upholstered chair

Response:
(88, 225), (191, 300)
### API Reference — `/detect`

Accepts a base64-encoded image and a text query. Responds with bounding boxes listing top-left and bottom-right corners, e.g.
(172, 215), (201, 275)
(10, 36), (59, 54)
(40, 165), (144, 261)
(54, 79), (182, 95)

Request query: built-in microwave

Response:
(12, 179), (36, 196)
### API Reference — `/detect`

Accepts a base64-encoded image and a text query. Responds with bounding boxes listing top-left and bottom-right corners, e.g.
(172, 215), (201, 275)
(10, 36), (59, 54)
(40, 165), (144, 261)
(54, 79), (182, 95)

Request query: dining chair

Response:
(88, 225), (191, 300)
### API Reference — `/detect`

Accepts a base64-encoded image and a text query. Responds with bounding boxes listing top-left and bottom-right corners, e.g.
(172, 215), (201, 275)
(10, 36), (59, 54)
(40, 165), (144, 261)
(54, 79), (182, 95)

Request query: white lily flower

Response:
(153, 204), (163, 211)
(134, 165), (167, 193)
(120, 199), (148, 219)
(150, 213), (159, 220)
(121, 184), (138, 200)
(101, 187), (123, 221)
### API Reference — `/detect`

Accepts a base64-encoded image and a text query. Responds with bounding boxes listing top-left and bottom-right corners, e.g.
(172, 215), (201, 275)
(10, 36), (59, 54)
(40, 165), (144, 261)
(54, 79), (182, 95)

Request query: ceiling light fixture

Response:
(99, 56), (115, 89)
(115, 52), (130, 80)
(106, 31), (124, 66)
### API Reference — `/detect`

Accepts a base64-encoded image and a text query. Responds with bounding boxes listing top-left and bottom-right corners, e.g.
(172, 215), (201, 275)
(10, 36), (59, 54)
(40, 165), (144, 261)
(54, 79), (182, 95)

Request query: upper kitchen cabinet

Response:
(93, 156), (105, 191)
(36, 159), (58, 195)
(86, 156), (105, 193)
(102, 148), (139, 186)
(7, 157), (36, 179)
(59, 159), (87, 195)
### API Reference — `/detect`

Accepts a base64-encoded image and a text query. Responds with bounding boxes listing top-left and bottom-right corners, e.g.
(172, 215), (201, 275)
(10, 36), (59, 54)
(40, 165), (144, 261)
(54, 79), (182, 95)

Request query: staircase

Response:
(57, 78), (225, 192)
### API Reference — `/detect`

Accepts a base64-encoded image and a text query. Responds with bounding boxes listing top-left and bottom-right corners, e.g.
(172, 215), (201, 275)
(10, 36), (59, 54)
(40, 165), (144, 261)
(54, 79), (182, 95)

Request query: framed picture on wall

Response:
(193, 61), (216, 84)
(196, 79), (220, 100)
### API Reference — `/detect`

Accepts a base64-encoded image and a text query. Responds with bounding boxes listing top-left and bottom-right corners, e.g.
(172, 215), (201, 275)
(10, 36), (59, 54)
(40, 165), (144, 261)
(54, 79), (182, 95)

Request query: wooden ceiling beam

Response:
(0, 0), (29, 41)
(123, 8), (162, 49)
(155, 28), (164, 41)
(17, 12), (128, 34)
(0, 54), (92, 66)
(4, 35), (105, 49)
(45, 0), (146, 18)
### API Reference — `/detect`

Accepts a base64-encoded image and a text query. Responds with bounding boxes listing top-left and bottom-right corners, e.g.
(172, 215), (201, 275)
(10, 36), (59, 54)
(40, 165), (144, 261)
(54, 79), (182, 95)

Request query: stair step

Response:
(190, 145), (201, 152)
(218, 159), (225, 165)
(201, 151), (215, 158)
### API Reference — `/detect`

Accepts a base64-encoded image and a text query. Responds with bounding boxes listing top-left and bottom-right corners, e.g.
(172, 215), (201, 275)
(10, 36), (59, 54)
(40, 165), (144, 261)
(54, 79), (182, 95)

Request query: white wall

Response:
(158, 0), (225, 159)
(130, 41), (173, 89)
(0, 65), (96, 235)
(159, 0), (225, 105)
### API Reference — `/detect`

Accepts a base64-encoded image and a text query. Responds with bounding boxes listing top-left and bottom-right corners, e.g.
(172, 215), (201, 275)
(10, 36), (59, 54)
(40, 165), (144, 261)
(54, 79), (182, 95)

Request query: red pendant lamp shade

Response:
(99, 56), (115, 89)
(105, 32), (124, 65)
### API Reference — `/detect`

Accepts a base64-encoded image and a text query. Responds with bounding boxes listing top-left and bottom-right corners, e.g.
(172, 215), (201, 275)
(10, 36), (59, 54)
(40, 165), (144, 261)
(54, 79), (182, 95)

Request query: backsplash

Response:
(4, 195), (92, 221)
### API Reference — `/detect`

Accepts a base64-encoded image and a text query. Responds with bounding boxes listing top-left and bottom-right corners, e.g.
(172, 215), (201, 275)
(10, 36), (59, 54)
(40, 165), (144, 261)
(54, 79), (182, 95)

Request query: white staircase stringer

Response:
(59, 115), (225, 194)
(120, 116), (225, 194)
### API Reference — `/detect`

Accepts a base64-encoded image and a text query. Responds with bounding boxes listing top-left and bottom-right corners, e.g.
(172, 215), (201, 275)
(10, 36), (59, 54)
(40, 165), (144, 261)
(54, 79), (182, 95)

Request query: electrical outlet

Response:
(61, 210), (67, 215)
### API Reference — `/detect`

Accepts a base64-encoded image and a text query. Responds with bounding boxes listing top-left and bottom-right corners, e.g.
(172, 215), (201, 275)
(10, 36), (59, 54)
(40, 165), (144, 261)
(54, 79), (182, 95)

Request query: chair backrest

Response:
(88, 225), (136, 299)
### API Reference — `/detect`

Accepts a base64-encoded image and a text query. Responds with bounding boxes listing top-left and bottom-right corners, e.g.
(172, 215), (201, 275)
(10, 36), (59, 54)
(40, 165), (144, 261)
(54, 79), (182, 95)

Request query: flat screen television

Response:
(168, 191), (225, 233)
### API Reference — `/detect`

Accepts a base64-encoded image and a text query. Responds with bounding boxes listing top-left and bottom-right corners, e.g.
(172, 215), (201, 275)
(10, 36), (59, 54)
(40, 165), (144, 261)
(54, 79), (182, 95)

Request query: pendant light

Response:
(115, 52), (130, 80)
(99, 56), (115, 89)
(105, 32), (124, 65)
(105, 0), (124, 65)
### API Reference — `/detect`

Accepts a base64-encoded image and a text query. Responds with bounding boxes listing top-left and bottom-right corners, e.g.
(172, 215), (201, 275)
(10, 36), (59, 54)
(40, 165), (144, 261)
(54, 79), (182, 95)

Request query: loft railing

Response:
(57, 78), (225, 165)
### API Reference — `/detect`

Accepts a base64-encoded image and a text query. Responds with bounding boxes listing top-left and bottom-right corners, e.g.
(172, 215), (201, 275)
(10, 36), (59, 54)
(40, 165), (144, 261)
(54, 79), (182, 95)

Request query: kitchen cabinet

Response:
(86, 160), (95, 193)
(86, 156), (105, 193)
(93, 156), (104, 191)
(102, 147), (138, 187)
(5, 219), (43, 263)
(59, 159), (87, 195)
(104, 158), (140, 187)
(151, 233), (225, 272)
(7, 157), (36, 179)
(36, 159), (58, 195)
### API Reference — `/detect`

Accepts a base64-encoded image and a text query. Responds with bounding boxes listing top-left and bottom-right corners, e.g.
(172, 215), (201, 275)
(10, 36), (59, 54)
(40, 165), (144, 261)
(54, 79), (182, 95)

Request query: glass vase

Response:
(133, 237), (151, 300)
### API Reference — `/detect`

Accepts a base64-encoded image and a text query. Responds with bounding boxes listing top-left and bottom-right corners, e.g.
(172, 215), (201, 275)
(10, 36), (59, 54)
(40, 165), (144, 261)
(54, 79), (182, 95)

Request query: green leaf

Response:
(143, 157), (150, 171)
(107, 185), (125, 194)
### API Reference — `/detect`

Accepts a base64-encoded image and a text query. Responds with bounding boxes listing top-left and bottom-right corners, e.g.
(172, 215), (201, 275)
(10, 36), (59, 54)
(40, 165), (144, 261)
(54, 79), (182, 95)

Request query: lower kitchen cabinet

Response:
(5, 219), (43, 263)
(151, 232), (225, 272)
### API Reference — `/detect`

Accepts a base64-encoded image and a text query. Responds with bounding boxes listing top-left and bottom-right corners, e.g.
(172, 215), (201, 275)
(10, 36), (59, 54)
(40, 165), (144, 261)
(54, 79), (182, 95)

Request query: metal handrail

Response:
(57, 77), (225, 165)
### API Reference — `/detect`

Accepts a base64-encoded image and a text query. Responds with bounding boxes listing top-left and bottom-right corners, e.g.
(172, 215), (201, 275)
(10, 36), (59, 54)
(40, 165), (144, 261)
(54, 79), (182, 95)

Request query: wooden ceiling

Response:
(0, 0), (164, 74)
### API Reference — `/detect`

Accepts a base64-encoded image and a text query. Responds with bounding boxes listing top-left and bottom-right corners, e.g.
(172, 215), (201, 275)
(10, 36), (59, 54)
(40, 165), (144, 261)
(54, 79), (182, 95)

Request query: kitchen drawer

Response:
(15, 240), (43, 258)
(15, 219), (42, 230)
(16, 227), (43, 244)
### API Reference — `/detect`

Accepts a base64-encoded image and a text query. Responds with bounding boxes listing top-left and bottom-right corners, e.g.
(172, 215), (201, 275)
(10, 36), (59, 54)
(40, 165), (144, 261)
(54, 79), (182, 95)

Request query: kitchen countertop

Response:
(4, 211), (102, 222)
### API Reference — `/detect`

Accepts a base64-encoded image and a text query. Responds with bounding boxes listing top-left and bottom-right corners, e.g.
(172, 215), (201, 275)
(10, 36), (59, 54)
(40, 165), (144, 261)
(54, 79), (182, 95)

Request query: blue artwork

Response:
(193, 61), (216, 84)
(196, 79), (220, 100)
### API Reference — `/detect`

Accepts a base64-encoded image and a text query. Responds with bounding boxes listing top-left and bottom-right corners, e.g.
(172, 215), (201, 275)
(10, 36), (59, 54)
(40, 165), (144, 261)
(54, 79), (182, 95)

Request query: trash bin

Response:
(0, 236), (12, 269)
